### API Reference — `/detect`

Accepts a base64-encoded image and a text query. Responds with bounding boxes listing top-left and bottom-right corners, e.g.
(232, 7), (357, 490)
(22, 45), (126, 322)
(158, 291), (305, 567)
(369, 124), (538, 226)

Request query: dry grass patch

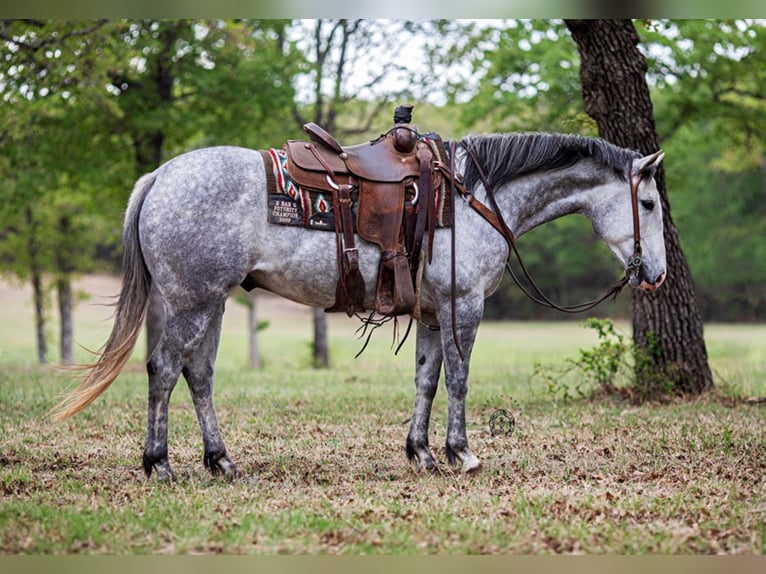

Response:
(1, 363), (764, 554)
(1, 276), (764, 554)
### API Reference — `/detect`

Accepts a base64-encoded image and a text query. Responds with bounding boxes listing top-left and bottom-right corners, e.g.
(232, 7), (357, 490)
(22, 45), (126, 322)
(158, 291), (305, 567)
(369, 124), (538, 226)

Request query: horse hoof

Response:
(206, 453), (242, 479)
(153, 463), (177, 482)
(462, 459), (482, 474)
(216, 459), (242, 480)
(416, 458), (438, 473)
(143, 453), (176, 481)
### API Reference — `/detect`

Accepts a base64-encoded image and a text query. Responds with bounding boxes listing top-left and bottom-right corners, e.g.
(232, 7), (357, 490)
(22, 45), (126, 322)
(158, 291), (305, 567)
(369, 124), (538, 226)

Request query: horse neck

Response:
(486, 160), (613, 238)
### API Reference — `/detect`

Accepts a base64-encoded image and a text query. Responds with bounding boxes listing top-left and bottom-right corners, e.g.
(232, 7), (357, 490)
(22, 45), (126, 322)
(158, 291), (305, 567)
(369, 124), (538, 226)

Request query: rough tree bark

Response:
(564, 19), (713, 394)
(25, 207), (47, 364)
(312, 308), (329, 368)
(56, 213), (74, 364)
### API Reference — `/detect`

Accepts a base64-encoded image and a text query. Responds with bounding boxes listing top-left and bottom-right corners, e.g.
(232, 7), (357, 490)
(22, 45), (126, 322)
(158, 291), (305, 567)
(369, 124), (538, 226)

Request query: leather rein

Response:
(438, 140), (645, 319)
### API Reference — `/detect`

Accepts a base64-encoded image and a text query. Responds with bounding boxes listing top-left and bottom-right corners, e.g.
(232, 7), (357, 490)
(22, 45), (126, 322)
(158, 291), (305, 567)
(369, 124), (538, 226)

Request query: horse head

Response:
(592, 150), (667, 292)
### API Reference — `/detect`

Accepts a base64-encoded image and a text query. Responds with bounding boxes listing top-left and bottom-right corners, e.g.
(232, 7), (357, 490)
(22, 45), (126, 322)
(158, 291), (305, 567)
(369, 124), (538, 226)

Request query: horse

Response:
(52, 131), (666, 480)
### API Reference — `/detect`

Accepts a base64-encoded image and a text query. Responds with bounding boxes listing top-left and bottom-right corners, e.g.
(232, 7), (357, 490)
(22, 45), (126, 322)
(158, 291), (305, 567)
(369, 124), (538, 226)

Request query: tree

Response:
(0, 19), (127, 364)
(564, 19), (714, 394)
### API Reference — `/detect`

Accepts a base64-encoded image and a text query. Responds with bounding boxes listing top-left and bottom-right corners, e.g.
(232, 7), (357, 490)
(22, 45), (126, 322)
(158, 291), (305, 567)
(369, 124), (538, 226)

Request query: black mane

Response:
(460, 132), (641, 190)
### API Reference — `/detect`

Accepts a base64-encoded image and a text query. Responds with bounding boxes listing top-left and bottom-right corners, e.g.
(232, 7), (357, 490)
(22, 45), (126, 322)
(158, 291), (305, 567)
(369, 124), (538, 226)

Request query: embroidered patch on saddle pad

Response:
(261, 138), (453, 231)
(262, 148), (340, 230)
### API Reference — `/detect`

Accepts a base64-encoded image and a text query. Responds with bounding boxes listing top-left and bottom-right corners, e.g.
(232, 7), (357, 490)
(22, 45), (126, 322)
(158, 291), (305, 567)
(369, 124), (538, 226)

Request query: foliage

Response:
(533, 318), (675, 403)
(447, 20), (594, 134)
(288, 19), (442, 135)
(0, 20), (301, 362)
(0, 20), (129, 279)
(106, 20), (299, 162)
(642, 20), (766, 157)
(639, 20), (766, 321)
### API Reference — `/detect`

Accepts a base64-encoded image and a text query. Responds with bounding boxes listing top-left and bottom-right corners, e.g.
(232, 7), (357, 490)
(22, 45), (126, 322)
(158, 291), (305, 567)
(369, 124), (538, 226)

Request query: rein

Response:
(440, 140), (645, 317)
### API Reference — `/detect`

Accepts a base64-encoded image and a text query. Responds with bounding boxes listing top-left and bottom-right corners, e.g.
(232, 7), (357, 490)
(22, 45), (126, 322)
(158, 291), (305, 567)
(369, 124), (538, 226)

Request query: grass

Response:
(0, 275), (765, 554)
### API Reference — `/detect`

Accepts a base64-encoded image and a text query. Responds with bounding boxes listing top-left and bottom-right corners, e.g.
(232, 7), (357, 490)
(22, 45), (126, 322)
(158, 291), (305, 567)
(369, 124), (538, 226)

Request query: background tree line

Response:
(1, 19), (764, 370)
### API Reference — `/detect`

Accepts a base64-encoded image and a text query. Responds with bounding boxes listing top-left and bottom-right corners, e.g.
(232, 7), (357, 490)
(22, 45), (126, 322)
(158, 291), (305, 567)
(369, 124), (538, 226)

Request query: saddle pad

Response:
(262, 148), (349, 231)
(261, 140), (453, 232)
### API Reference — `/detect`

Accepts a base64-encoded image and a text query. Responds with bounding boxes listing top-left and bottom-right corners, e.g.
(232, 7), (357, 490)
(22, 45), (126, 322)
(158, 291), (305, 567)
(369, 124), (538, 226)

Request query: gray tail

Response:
(51, 173), (156, 421)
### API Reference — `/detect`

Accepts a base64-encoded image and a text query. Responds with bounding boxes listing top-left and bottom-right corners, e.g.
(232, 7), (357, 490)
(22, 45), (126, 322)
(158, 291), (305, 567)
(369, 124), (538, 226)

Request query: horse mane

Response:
(459, 132), (641, 190)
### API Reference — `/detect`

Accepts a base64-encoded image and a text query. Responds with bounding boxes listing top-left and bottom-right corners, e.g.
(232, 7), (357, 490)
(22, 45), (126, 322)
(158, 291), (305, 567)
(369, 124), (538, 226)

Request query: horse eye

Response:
(640, 199), (655, 211)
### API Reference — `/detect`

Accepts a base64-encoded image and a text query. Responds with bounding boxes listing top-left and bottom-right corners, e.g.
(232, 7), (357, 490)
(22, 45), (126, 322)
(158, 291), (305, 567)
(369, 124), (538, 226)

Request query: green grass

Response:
(0, 276), (765, 554)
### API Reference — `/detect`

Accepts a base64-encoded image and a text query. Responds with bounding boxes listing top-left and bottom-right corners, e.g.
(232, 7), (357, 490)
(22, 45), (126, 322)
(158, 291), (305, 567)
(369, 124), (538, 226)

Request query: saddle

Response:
(283, 115), (441, 317)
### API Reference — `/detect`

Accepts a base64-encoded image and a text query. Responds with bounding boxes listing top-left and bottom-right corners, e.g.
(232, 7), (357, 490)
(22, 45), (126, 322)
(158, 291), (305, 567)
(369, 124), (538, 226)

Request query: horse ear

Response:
(635, 150), (665, 176)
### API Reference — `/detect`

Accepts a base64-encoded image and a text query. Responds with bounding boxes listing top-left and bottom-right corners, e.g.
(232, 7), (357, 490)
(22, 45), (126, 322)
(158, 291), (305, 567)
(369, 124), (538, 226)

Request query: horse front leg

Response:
(438, 297), (482, 473)
(406, 322), (443, 472)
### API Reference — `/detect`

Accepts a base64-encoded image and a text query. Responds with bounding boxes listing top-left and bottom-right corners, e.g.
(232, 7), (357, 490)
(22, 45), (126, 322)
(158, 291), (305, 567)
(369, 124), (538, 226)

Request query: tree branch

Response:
(0, 19), (110, 51)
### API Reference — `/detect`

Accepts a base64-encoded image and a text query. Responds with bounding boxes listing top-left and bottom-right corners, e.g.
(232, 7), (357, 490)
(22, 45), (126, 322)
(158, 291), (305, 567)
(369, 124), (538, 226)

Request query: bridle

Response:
(625, 165), (645, 282)
(439, 140), (646, 318)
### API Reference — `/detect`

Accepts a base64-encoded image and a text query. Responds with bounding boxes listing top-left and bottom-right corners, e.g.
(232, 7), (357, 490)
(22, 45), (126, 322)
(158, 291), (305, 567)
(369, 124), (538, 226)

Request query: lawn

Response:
(0, 275), (764, 554)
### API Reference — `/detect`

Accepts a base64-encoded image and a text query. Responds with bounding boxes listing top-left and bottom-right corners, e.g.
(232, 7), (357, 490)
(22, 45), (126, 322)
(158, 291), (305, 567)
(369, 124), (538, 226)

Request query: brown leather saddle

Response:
(284, 121), (441, 317)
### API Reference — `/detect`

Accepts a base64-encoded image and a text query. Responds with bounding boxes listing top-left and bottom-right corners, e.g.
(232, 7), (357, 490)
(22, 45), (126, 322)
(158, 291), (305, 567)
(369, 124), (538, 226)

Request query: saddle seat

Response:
(284, 122), (438, 317)
(287, 122), (423, 183)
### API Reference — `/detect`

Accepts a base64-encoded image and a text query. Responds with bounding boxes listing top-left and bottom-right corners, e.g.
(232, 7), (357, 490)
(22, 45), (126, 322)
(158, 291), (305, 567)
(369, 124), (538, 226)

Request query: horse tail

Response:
(51, 173), (156, 422)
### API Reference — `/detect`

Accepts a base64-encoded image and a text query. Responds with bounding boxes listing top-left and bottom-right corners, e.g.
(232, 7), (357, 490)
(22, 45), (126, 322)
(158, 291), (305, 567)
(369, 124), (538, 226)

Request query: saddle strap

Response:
(420, 144), (436, 263)
(338, 182), (358, 273)
(305, 143), (356, 263)
(306, 143), (365, 316)
(410, 143), (435, 264)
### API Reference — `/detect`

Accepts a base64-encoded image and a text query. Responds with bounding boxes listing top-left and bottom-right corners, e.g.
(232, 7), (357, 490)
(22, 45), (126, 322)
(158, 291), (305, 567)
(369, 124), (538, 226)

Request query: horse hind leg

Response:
(143, 302), (225, 481)
(181, 303), (241, 479)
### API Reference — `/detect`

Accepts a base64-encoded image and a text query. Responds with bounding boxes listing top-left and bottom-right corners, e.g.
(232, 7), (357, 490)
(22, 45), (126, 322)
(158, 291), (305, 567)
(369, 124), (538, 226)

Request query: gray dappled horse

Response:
(53, 132), (666, 480)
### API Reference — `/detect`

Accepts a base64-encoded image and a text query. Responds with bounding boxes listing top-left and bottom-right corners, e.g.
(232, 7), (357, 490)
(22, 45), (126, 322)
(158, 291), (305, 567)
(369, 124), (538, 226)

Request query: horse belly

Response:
(249, 226), (382, 310)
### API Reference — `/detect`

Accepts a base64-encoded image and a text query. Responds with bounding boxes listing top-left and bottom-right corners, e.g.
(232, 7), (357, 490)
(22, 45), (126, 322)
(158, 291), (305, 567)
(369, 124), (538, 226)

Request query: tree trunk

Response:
(31, 269), (47, 365)
(55, 214), (74, 363)
(248, 291), (261, 369)
(565, 19), (714, 394)
(312, 307), (329, 368)
(57, 276), (73, 363)
(25, 207), (47, 365)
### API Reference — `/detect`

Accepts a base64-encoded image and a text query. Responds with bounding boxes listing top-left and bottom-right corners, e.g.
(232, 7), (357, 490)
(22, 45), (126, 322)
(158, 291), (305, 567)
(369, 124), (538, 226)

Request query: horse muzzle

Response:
(638, 271), (666, 292)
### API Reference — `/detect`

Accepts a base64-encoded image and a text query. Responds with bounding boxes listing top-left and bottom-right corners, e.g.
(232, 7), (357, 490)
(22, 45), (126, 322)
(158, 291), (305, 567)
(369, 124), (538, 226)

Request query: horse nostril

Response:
(639, 272), (666, 292)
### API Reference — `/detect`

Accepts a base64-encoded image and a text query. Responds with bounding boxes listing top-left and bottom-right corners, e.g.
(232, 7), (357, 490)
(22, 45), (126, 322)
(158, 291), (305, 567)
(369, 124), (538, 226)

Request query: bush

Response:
(533, 318), (674, 403)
